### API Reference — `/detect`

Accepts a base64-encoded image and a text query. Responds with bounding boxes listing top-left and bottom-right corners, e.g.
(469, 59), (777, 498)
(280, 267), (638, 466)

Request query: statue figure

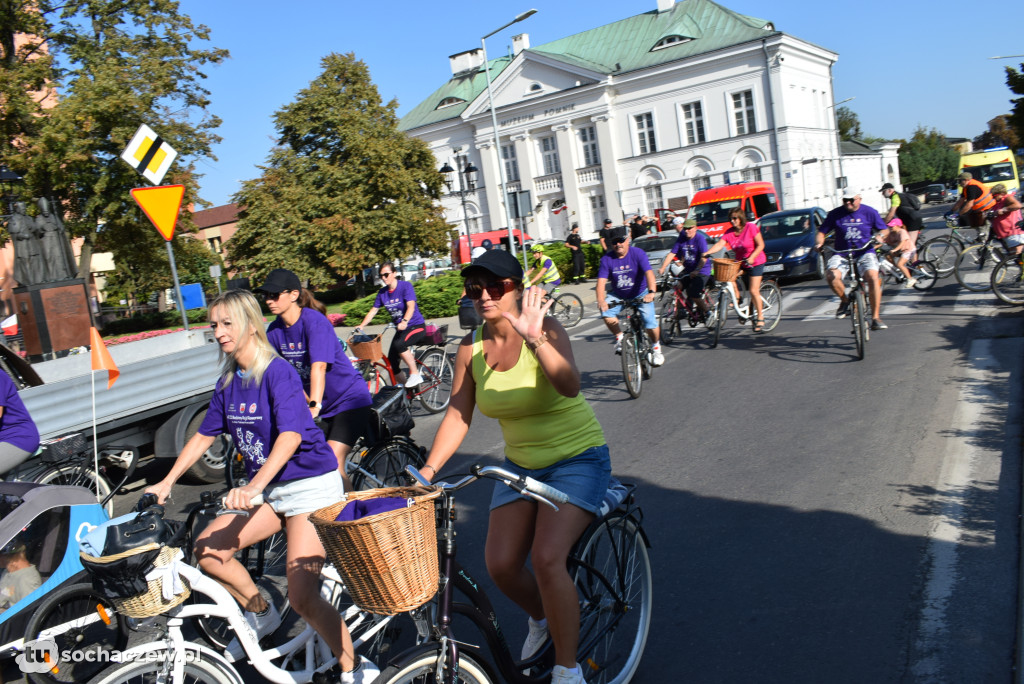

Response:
(35, 197), (77, 282)
(7, 202), (45, 286)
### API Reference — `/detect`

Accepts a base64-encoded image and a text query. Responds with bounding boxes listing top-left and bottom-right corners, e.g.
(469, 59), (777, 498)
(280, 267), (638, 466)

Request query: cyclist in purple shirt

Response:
(146, 290), (378, 683)
(596, 227), (664, 366)
(0, 372), (39, 475)
(815, 192), (889, 331)
(258, 269), (374, 491)
(355, 264), (427, 387)
(658, 217), (712, 319)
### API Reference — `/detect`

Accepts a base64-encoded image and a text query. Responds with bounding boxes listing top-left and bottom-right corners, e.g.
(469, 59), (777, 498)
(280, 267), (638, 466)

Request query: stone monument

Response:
(35, 197), (78, 282)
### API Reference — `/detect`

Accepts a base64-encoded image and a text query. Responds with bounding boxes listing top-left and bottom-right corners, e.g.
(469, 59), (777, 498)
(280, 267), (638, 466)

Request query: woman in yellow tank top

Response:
(420, 249), (609, 684)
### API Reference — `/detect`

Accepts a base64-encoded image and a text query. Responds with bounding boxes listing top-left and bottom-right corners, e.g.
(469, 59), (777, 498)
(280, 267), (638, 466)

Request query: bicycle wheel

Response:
(573, 513), (653, 684)
(851, 289), (867, 360)
(32, 465), (113, 517)
(375, 648), (493, 683)
(955, 243), (1006, 292)
(919, 236), (962, 278)
(991, 254), (1024, 305)
(758, 281), (783, 332)
(551, 293), (584, 328)
(349, 437), (425, 490)
(912, 261), (938, 291)
(639, 335), (652, 381)
(25, 582), (129, 684)
(620, 333), (642, 399)
(710, 289), (727, 348)
(91, 649), (240, 684)
(658, 299), (677, 344)
(415, 348), (453, 414)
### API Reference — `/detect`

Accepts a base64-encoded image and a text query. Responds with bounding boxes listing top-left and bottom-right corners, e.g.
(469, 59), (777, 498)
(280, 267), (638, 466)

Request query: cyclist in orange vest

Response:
(950, 171), (996, 228)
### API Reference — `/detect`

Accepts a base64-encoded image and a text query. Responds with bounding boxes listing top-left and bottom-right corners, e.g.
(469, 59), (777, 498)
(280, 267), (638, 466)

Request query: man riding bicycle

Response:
(949, 171), (996, 229)
(526, 244), (562, 293)
(596, 227), (664, 366)
(657, 217), (712, 320)
(815, 192), (889, 331)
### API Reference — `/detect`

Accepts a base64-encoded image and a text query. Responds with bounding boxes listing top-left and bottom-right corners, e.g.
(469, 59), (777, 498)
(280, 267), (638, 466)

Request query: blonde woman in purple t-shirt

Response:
(703, 207), (768, 332)
(146, 290), (378, 683)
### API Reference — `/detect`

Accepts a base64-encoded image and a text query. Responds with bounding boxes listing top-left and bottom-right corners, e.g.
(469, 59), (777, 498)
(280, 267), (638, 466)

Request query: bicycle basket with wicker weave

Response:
(712, 258), (741, 282)
(80, 544), (190, 618)
(310, 486), (441, 615)
(348, 333), (383, 361)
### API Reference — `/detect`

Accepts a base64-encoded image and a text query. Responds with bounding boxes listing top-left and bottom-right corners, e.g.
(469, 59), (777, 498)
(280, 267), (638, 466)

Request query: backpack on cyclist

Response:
(371, 385), (415, 441)
(898, 191), (922, 212)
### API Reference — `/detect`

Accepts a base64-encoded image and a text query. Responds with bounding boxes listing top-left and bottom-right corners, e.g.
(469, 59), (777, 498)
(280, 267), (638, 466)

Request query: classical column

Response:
(511, 133), (534, 199)
(553, 123), (580, 227)
(475, 140), (504, 231)
(591, 114), (622, 221)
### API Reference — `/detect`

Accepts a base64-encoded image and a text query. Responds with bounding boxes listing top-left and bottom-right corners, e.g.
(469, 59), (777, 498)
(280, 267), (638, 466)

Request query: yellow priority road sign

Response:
(121, 124), (178, 185)
(131, 185), (185, 241)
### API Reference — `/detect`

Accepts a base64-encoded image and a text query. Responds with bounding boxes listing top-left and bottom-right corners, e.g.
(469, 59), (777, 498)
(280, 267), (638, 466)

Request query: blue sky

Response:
(176, 0), (1022, 208)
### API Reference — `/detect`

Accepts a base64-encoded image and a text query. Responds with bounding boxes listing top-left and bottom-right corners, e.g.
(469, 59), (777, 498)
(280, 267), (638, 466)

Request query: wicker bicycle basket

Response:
(712, 258), (741, 282)
(80, 544), (191, 618)
(310, 486), (442, 615)
(348, 334), (384, 361)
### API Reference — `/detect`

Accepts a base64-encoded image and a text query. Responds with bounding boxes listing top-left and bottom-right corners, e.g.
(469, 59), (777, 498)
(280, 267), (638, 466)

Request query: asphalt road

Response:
(107, 202), (1023, 683)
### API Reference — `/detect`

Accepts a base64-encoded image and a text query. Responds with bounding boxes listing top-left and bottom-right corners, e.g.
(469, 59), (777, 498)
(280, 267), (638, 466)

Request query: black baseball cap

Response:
(880, 183), (895, 192)
(461, 249), (524, 280)
(255, 268), (301, 294)
(603, 218), (614, 225)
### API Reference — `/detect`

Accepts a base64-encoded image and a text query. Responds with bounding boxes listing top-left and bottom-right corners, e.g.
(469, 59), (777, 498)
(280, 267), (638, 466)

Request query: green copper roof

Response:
(399, 0), (776, 132)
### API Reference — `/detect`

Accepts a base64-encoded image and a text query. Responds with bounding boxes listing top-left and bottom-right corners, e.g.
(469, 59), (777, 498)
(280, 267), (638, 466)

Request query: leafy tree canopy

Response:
(837, 106), (862, 141)
(0, 0), (228, 288)
(228, 52), (453, 290)
(1007, 64), (1024, 153)
(897, 126), (960, 185)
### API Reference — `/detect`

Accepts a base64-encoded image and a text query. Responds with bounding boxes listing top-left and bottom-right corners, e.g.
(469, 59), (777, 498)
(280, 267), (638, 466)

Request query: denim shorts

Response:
(827, 250), (879, 277)
(489, 445), (612, 515)
(603, 294), (658, 330)
(1003, 233), (1024, 248)
(264, 469), (343, 517)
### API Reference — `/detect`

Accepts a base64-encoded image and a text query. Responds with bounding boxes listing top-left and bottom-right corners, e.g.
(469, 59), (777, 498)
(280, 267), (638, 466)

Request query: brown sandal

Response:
(752, 318), (765, 333)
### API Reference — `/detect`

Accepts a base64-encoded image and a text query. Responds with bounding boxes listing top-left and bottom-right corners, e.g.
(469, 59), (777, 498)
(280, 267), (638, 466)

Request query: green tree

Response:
(0, 0), (228, 281)
(102, 232), (221, 312)
(1006, 64), (1024, 150)
(228, 52), (452, 290)
(973, 114), (1019, 150)
(837, 106), (862, 141)
(897, 126), (960, 185)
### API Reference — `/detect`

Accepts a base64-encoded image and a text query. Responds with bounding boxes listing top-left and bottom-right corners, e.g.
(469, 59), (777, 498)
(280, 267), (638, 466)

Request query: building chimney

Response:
(512, 33), (530, 56)
(657, 0), (674, 12)
(449, 48), (485, 76)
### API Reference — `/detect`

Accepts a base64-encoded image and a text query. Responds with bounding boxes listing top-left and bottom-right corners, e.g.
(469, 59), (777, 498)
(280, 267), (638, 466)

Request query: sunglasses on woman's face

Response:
(465, 280), (517, 300)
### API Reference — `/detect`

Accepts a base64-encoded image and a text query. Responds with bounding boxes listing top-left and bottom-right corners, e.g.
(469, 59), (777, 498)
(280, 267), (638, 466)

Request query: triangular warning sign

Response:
(131, 185), (185, 241)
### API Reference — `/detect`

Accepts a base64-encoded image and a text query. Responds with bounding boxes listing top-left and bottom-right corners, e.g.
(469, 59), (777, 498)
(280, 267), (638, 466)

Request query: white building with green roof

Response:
(400, 0), (900, 241)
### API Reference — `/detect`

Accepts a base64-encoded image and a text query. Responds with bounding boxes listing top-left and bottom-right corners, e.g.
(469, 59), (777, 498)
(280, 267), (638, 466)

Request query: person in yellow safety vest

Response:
(526, 244), (562, 294)
(950, 171), (996, 228)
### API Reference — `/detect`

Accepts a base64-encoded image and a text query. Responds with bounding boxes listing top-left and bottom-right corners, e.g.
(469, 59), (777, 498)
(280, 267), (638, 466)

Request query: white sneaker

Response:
(651, 349), (665, 367)
(338, 656), (381, 684)
(521, 617), (549, 660)
(614, 338), (623, 354)
(551, 663), (585, 683)
(405, 373), (424, 387)
(226, 602), (282, 660)
(905, 277), (917, 288)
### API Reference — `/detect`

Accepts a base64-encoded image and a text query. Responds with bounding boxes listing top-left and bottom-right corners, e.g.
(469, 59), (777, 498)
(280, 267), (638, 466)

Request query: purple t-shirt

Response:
(0, 373), (39, 453)
(821, 204), (888, 252)
(598, 246), (652, 299)
(670, 232), (712, 275)
(373, 281), (425, 328)
(267, 308), (372, 418)
(199, 357), (337, 484)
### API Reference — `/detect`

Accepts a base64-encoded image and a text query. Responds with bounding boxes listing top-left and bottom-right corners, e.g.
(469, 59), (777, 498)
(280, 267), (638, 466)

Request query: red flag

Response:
(553, 204), (568, 215)
(89, 327), (119, 388)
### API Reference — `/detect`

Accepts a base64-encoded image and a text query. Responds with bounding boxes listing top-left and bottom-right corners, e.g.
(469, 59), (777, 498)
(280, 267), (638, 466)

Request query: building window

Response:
(651, 35), (692, 51)
(435, 97), (466, 109)
(539, 136), (560, 176)
(732, 90), (756, 135)
(680, 102), (706, 145)
(634, 113), (657, 155)
(741, 167), (762, 182)
(643, 184), (664, 214)
(455, 154), (476, 189)
(207, 236), (222, 253)
(589, 194), (606, 232)
(692, 177), (711, 193)
(502, 145), (520, 183)
(579, 126), (600, 167)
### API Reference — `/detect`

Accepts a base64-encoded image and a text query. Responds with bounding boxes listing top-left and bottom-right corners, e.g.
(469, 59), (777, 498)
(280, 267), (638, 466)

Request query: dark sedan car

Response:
(757, 207), (829, 280)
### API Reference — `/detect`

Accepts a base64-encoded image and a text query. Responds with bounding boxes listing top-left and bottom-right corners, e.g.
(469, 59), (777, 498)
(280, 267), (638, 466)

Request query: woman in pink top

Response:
(990, 183), (1024, 255)
(703, 207), (768, 332)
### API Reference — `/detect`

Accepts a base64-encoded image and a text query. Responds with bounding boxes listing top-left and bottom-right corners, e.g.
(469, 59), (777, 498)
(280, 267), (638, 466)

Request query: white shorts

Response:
(264, 469), (343, 517)
(1003, 233), (1024, 248)
(827, 251), (879, 278)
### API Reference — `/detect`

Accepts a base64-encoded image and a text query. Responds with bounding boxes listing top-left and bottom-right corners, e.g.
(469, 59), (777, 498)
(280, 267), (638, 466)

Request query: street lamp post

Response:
(439, 160), (479, 241)
(826, 96), (855, 202)
(481, 9), (537, 261)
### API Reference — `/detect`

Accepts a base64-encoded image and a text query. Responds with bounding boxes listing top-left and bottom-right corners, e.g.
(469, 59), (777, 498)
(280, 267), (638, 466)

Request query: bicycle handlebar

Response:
(404, 464), (569, 510)
(829, 243), (876, 256)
